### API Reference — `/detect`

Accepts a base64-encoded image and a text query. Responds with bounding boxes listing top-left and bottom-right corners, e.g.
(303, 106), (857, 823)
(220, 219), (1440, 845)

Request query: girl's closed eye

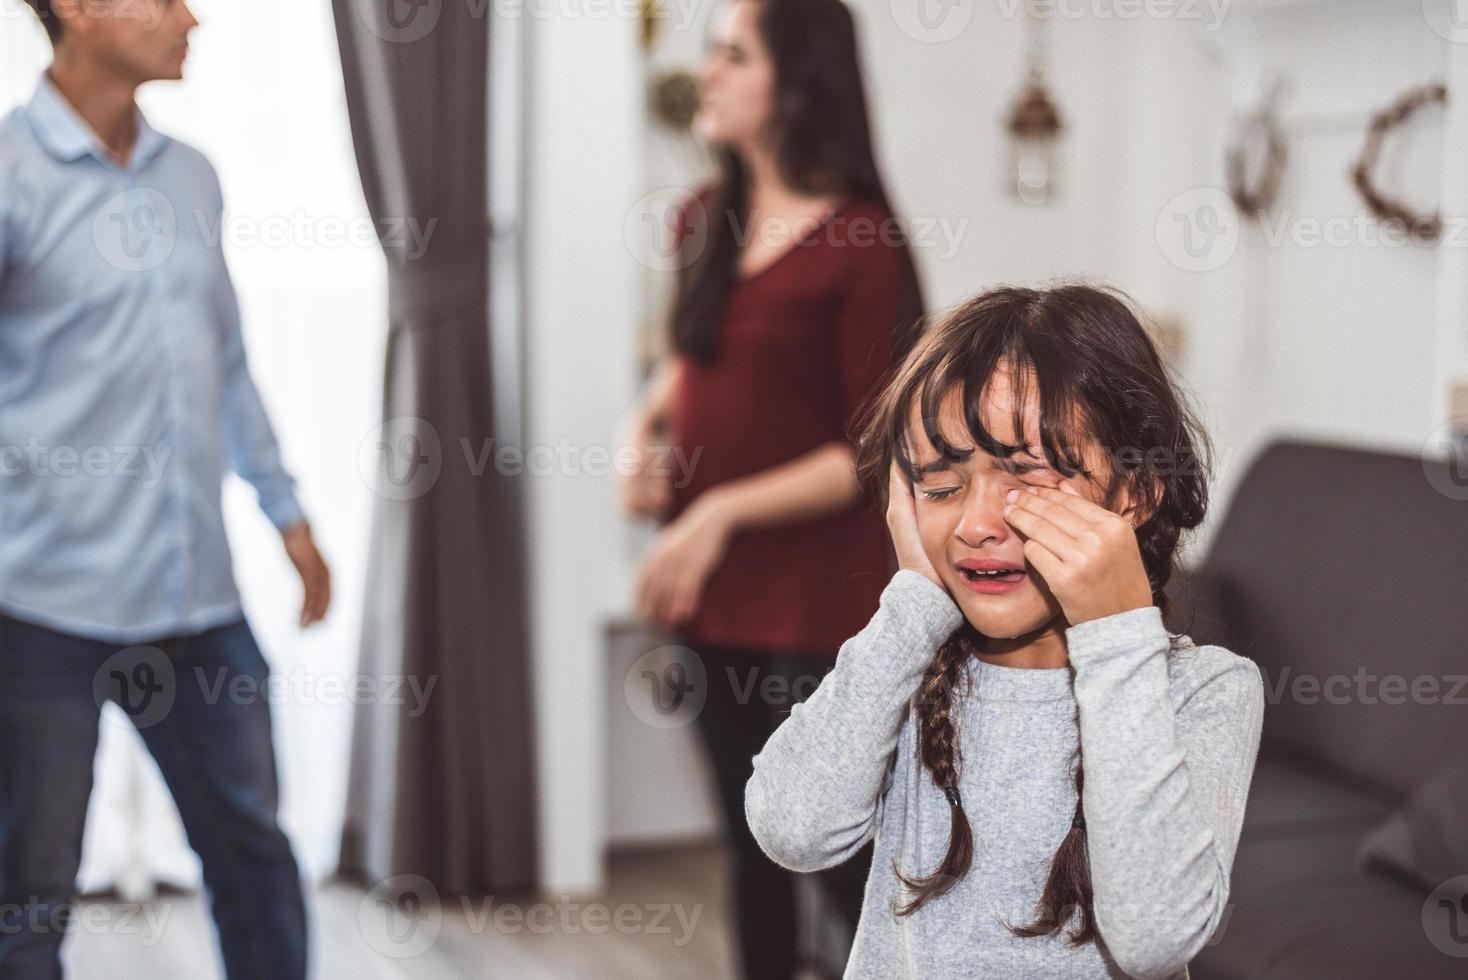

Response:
(919, 465), (1052, 500)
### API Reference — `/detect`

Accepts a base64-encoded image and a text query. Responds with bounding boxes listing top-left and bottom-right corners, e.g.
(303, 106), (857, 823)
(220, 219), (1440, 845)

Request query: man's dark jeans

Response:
(0, 613), (307, 980)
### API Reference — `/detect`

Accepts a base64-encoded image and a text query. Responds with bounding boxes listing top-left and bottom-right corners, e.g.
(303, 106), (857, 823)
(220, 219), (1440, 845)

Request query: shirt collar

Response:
(25, 72), (170, 171)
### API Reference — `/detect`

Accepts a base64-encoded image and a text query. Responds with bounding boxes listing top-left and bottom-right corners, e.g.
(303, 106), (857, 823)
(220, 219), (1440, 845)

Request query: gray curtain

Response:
(331, 0), (537, 894)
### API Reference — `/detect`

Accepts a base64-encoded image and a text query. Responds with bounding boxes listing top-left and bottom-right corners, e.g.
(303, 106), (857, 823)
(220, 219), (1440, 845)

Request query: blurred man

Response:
(0, 2), (329, 977)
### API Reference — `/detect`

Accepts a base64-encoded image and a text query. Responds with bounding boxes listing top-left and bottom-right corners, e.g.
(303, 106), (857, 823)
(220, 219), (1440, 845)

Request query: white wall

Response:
(523, 6), (647, 893)
(1212, 1), (1450, 445)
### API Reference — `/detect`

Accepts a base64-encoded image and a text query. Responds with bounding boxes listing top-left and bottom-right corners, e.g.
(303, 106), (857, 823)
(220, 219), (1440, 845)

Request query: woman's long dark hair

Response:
(671, 0), (925, 367)
(852, 283), (1213, 943)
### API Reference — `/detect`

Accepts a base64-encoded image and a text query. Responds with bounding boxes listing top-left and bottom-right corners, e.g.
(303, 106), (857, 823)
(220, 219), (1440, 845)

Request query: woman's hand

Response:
(634, 496), (733, 629)
(1001, 479), (1153, 626)
(617, 421), (673, 520)
(887, 461), (944, 589)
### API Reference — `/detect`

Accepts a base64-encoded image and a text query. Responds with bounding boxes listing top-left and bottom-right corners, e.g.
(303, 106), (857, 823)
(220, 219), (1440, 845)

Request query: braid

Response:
(1005, 748), (1099, 945)
(891, 629), (1100, 947)
(890, 628), (973, 917)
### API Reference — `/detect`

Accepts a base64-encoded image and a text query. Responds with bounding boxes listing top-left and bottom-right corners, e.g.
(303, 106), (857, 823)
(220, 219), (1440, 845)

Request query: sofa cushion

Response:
(1193, 785), (1461, 978)
(1355, 760), (1468, 894)
(1241, 748), (1394, 836)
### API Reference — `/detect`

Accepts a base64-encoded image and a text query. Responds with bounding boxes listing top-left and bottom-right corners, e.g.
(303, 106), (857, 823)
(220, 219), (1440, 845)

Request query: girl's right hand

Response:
(887, 460), (944, 589)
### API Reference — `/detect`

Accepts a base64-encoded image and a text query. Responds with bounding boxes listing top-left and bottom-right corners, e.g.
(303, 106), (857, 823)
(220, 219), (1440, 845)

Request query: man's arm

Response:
(214, 265), (306, 529)
(206, 165), (330, 626)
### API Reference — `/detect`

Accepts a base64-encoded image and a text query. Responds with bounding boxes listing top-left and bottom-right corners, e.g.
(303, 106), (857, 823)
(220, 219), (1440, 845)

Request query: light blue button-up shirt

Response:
(0, 74), (304, 643)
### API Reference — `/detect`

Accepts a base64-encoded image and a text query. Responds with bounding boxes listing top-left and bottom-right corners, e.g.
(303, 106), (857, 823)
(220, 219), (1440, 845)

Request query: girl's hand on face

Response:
(634, 499), (732, 630)
(887, 461), (946, 591)
(1001, 479), (1153, 626)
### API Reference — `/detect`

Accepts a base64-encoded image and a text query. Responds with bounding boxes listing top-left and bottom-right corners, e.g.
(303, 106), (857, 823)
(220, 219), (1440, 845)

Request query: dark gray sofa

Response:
(1162, 439), (1468, 978)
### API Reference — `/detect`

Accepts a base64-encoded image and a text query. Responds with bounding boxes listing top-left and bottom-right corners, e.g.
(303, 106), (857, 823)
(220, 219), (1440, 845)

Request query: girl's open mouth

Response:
(956, 566), (1027, 594)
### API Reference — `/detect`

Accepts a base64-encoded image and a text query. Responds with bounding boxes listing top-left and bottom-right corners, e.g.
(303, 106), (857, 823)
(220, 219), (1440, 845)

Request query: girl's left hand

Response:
(1001, 479), (1154, 627)
(634, 499), (733, 629)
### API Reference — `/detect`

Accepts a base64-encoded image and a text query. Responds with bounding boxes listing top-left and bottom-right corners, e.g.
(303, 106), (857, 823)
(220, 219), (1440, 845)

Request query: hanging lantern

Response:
(1005, 10), (1062, 205)
(1006, 80), (1062, 204)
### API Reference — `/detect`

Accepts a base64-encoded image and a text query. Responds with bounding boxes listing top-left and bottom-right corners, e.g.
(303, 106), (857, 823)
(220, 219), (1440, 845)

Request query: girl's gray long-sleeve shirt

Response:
(744, 570), (1265, 980)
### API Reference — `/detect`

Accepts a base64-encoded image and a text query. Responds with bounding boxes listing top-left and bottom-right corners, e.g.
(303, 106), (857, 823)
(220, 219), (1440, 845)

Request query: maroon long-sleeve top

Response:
(665, 190), (904, 656)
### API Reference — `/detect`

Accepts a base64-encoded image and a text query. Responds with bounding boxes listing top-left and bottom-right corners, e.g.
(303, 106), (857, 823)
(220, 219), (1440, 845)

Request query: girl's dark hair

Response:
(23, 0), (64, 44)
(852, 283), (1213, 943)
(671, 0), (924, 366)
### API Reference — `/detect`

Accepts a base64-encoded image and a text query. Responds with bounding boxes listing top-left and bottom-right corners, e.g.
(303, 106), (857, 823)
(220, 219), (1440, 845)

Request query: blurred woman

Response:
(619, 1), (924, 976)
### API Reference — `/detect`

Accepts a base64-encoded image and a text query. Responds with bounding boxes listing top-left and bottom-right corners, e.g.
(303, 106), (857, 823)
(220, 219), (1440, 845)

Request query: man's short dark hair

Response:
(23, 0), (65, 45)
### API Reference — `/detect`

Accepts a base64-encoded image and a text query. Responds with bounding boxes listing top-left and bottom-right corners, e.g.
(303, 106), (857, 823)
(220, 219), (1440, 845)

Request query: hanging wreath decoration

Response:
(1226, 86), (1287, 215)
(1351, 82), (1447, 244)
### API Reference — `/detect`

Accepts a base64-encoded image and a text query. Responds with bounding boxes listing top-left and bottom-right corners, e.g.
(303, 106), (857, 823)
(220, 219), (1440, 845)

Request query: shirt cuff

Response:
(884, 569), (967, 648)
(262, 492), (307, 533)
(1064, 604), (1168, 666)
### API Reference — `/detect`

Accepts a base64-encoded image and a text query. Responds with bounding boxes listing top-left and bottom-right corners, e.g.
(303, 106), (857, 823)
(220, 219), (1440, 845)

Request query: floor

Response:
(59, 841), (796, 979)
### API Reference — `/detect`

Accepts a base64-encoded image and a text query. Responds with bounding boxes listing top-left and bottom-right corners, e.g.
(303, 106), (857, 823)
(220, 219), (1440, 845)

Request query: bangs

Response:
(891, 314), (1096, 484)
